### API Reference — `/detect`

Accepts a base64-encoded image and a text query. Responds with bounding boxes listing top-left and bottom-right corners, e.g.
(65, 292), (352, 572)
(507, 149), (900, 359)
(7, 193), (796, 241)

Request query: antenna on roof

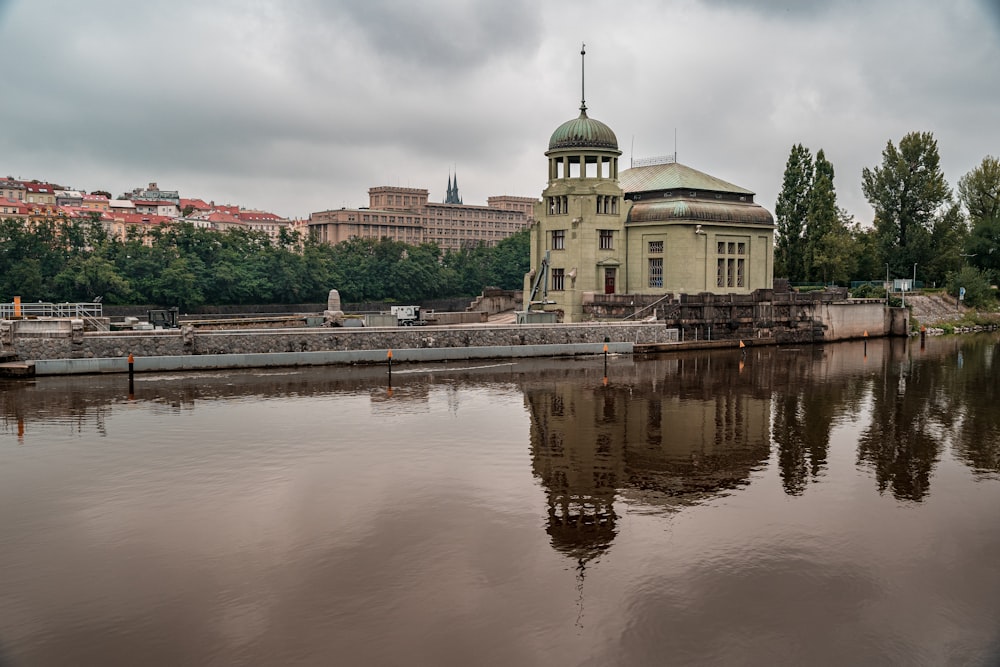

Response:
(630, 135), (635, 168)
(580, 42), (587, 116)
(674, 128), (678, 162)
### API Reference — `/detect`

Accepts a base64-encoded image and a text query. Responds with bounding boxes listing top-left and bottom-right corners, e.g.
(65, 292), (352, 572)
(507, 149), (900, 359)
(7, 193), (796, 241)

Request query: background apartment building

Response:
(308, 180), (537, 251)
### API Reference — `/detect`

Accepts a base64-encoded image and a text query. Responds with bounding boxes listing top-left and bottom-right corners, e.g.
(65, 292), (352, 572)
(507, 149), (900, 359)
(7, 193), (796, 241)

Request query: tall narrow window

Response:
(648, 258), (663, 287)
(551, 229), (565, 250)
(737, 259), (745, 287)
(599, 229), (613, 250)
(717, 259), (725, 287)
(551, 268), (565, 291)
(727, 258), (735, 287)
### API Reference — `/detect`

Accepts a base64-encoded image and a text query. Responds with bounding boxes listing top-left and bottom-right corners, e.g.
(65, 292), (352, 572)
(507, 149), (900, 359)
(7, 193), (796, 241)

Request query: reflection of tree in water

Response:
(769, 348), (870, 495)
(951, 340), (1000, 474)
(856, 341), (958, 502)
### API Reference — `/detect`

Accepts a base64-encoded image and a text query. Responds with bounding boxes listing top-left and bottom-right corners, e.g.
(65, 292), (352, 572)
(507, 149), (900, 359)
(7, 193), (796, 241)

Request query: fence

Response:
(0, 301), (107, 331)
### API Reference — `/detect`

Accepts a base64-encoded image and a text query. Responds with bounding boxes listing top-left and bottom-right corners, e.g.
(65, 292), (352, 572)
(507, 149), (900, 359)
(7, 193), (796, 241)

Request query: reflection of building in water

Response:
(527, 356), (772, 561)
(527, 384), (623, 563)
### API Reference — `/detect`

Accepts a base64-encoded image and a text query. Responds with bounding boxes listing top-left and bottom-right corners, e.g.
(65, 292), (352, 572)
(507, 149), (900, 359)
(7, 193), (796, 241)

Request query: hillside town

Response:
(0, 178), (302, 245)
(0, 175), (537, 251)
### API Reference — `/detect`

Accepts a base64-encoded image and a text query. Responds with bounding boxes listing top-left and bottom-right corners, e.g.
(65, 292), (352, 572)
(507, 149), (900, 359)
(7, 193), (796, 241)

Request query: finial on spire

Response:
(580, 42), (587, 116)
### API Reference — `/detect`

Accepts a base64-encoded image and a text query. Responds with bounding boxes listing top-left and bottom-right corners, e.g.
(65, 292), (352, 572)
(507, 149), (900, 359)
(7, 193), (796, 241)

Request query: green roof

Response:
(619, 161), (755, 196)
(548, 111), (619, 151)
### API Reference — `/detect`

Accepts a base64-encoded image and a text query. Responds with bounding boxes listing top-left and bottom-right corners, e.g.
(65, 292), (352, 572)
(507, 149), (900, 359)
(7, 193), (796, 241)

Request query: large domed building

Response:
(525, 51), (775, 323)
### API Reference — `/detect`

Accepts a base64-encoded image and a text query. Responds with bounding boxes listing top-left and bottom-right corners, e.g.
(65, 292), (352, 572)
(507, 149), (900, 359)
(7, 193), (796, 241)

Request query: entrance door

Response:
(604, 268), (616, 294)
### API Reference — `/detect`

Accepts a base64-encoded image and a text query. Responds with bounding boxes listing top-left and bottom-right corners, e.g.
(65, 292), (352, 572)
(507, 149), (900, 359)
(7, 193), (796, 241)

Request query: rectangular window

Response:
(738, 242), (746, 255)
(648, 258), (663, 287)
(551, 268), (565, 291)
(717, 241), (725, 254)
(599, 229), (613, 250)
(648, 240), (663, 253)
(552, 229), (565, 250)
(728, 242), (736, 255)
(737, 258), (745, 287)
(717, 259), (725, 287)
(727, 258), (735, 287)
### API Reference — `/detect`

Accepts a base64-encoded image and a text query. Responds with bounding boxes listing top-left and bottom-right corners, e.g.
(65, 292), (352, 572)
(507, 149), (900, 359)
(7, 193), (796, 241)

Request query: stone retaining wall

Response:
(9, 323), (676, 361)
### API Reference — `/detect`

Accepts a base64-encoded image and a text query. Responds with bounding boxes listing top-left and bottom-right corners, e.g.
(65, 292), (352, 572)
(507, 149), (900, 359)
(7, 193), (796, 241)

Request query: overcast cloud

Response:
(2, 0), (998, 222)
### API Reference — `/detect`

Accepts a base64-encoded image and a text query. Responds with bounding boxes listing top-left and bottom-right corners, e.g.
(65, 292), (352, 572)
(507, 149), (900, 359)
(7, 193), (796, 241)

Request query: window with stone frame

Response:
(552, 229), (565, 250)
(599, 229), (613, 250)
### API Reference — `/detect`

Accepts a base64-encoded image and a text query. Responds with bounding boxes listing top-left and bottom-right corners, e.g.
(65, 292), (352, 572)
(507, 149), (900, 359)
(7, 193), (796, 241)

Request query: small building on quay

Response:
(525, 53), (775, 323)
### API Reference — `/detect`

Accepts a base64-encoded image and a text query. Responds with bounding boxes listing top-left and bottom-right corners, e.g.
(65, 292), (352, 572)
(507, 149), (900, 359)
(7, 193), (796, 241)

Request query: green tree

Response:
(486, 228), (530, 290)
(958, 156), (1000, 275)
(775, 144), (813, 281)
(803, 150), (839, 283)
(862, 131), (952, 281)
(847, 216), (881, 282)
(946, 266), (995, 309)
(54, 254), (132, 303)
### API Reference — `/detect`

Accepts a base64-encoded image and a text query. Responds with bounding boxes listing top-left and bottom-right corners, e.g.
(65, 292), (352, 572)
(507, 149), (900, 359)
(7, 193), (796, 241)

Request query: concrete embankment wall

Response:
(9, 323), (667, 373)
(821, 302), (906, 339)
(3, 300), (897, 376)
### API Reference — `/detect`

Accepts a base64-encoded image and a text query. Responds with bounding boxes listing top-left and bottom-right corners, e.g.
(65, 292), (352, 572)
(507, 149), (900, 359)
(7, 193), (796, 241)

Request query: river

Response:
(1, 335), (999, 666)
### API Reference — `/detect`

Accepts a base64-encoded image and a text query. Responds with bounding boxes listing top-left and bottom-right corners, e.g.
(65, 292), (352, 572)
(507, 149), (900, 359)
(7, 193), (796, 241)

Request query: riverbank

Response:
(0, 298), (900, 378)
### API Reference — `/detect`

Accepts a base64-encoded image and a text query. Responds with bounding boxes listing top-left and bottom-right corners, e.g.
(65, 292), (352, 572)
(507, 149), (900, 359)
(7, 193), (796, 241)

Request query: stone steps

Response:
(0, 361), (35, 378)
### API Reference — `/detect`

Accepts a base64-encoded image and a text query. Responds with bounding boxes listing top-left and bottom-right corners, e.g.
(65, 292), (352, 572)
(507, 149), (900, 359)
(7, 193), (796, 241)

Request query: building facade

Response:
(526, 79), (774, 322)
(308, 180), (536, 252)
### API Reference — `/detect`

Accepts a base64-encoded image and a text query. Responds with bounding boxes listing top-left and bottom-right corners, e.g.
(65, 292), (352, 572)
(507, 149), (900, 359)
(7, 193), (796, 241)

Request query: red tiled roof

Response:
(180, 198), (212, 210)
(238, 210), (285, 221)
(57, 206), (114, 220)
(118, 213), (173, 225)
(0, 198), (29, 213)
(206, 212), (244, 224)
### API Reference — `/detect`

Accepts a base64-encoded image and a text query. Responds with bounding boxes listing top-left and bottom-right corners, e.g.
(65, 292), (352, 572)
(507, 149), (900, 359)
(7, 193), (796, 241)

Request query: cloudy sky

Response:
(2, 0), (998, 222)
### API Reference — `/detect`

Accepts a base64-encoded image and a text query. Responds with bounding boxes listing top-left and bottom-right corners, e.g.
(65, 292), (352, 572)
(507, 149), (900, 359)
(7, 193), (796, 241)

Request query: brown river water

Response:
(1, 335), (999, 666)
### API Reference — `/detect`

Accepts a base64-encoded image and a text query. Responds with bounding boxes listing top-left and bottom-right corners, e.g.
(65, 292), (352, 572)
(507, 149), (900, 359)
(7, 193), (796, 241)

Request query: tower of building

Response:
(526, 44), (629, 322)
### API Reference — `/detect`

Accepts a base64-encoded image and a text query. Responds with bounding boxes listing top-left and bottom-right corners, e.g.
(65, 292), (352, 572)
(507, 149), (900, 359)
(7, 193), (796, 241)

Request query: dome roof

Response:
(548, 110), (618, 151)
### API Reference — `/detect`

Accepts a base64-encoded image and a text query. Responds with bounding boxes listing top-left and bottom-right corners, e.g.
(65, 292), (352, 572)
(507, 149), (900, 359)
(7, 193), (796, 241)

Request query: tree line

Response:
(774, 131), (999, 306)
(0, 218), (529, 309)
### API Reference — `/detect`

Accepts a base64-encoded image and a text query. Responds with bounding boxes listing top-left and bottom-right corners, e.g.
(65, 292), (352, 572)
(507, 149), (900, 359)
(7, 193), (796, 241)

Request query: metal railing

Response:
(0, 301), (107, 331)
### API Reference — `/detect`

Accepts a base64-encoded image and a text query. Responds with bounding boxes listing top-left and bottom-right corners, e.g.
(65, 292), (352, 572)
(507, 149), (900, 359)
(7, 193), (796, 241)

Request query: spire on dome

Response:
(580, 42), (587, 117)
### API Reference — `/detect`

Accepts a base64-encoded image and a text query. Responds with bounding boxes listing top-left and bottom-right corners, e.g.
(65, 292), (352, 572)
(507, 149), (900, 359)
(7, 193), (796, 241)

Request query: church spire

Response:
(445, 170), (462, 204)
(579, 42), (587, 117)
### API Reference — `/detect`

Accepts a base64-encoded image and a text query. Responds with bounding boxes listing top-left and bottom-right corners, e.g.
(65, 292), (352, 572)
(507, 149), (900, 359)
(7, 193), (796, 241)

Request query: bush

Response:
(850, 283), (885, 299)
(945, 266), (996, 309)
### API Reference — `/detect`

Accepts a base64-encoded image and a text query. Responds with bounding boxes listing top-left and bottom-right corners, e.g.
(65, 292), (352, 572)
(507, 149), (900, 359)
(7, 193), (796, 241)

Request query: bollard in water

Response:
(128, 353), (135, 400)
(387, 349), (393, 385)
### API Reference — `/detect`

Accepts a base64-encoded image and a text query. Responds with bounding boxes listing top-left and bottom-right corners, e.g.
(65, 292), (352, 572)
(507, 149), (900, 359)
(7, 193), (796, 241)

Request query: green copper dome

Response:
(548, 110), (618, 151)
